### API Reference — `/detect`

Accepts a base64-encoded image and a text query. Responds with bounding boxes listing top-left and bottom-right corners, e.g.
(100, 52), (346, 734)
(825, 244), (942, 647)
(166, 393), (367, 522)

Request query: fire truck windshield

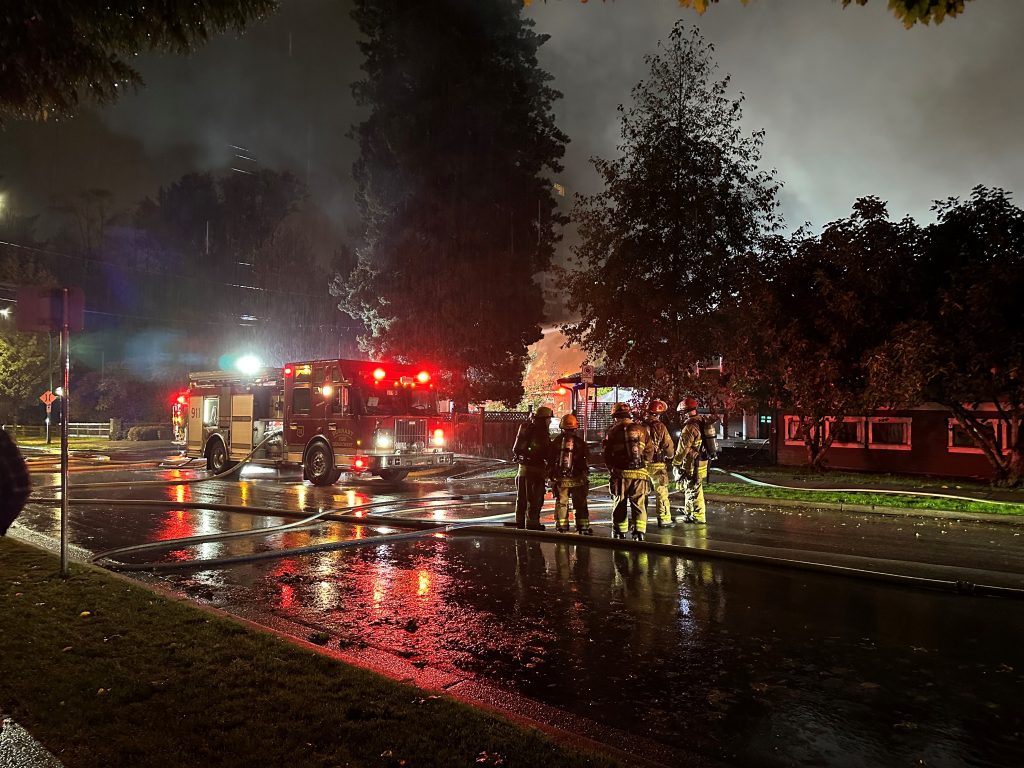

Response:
(357, 385), (437, 415)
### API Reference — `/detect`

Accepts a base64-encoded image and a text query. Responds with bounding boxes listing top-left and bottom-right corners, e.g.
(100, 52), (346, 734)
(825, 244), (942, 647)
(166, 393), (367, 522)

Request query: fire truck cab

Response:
(183, 359), (455, 485)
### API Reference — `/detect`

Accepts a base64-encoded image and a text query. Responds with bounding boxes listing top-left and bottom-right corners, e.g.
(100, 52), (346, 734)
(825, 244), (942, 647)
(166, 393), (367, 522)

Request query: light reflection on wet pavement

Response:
(144, 524), (1023, 768)
(16, 462), (1024, 767)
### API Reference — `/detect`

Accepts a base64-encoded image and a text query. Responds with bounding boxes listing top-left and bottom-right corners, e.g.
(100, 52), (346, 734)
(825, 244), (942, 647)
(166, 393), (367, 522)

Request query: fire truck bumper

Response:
(370, 452), (455, 472)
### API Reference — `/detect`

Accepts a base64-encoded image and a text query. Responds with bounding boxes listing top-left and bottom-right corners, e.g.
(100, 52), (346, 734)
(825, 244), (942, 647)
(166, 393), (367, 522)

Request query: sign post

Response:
(60, 289), (71, 576)
(39, 390), (57, 444)
(18, 287), (84, 577)
(580, 364), (595, 442)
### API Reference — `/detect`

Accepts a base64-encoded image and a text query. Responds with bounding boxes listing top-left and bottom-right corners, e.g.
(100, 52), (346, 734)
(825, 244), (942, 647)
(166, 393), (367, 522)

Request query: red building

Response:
(775, 403), (1007, 480)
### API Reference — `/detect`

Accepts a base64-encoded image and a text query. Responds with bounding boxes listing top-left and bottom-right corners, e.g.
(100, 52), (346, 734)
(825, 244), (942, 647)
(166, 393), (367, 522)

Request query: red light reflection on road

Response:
(279, 584), (295, 609)
(156, 510), (195, 562)
(165, 485), (192, 505)
(157, 510), (193, 541)
(343, 489), (370, 510)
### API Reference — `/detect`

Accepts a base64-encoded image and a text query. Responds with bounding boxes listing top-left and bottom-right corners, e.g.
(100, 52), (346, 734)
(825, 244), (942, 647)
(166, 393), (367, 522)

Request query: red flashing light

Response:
(176, 394), (187, 405)
(373, 367), (386, 381)
(557, 387), (567, 395)
(433, 428), (445, 440)
(284, 365), (293, 377)
(416, 371), (430, 384)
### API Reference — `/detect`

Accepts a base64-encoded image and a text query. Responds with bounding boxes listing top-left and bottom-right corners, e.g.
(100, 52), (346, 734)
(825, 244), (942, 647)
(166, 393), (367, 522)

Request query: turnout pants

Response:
(681, 460), (709, 523)
(552, 478), (590, 531)
(610, 470), (650, 534)
(646, 462), (673, 524)
(515, 465), (547, 528)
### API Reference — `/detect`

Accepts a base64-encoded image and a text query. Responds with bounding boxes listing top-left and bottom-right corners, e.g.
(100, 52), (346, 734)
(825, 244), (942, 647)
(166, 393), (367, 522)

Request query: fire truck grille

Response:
(395, 418), (428, 449)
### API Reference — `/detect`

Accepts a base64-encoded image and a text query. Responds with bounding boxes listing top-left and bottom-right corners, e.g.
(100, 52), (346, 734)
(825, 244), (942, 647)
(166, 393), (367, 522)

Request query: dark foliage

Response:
(334, 0), (568, 405)
(0, 0), (277, 122)
(561, 22), (779, 403)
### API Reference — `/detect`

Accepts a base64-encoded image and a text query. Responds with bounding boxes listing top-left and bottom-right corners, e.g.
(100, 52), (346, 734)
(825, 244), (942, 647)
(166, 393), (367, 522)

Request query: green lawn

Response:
(705, 481), (1024, 516)
(17, 436), (122, 451)
(718, 464), (1000, 492)
(0, 538), (616, 768)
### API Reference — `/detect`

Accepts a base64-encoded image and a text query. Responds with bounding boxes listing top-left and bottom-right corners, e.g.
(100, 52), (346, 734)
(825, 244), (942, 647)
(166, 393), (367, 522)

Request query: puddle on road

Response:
(157, 532), (1024, 768)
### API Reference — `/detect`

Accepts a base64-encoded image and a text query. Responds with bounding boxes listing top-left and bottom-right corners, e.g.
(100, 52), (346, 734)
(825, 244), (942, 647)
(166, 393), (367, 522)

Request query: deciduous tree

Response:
(867, 187), (1024, 486)
(730, 199), (921, 468)
(675, 0), (973, 28)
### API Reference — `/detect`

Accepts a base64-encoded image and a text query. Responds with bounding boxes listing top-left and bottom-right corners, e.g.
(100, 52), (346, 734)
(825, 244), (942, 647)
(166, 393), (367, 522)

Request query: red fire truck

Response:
(181, 359), (455, 484)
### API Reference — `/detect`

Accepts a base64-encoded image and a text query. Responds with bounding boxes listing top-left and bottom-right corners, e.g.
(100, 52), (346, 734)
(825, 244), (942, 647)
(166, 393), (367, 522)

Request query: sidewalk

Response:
(0, 713), (63, 768)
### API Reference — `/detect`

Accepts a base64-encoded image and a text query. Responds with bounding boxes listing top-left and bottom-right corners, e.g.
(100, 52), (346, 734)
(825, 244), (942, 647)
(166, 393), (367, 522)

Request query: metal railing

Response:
(3, 422), (108, 438)
(3, 421), (168, 440)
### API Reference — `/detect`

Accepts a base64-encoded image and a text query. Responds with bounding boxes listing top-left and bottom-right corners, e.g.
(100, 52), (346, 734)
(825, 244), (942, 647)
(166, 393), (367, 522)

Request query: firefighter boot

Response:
(576, 520), (593, 535)
(657, 517), (676, 529)
(631, 529), (645, 542)
(556, 523), (570, 533)
(526, 523), (546, 531)
(613, 530), (627, 540)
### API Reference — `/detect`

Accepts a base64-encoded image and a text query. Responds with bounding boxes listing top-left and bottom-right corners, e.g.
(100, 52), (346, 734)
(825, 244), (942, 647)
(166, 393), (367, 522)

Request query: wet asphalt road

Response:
(14, 456), (1024, 767)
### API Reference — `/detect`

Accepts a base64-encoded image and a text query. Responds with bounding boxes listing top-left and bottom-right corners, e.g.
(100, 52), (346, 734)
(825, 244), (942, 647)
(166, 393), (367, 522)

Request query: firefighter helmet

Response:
(677, 397), (699, 413)
(560, 414), (579, 430)
(648, 399), (668, 414)
(535, 406), (554, 420)
(612, 402), (632, 418)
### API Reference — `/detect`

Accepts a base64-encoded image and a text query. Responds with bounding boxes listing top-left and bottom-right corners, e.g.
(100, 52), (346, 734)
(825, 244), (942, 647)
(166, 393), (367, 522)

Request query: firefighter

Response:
(644, 399), (676, 528)
(673, 397), (708, 523)
(603, 403), (654, 541)
(511, 405), (553, 530)
(549, 413), (592, 534)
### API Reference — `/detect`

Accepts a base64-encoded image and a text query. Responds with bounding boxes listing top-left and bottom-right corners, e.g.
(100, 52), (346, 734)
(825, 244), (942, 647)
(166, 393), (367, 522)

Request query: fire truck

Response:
(180, 359), (455, 484)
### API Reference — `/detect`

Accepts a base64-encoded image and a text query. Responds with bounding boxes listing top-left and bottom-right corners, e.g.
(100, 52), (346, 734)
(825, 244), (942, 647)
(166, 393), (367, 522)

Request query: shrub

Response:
(126, 426), (162, 441)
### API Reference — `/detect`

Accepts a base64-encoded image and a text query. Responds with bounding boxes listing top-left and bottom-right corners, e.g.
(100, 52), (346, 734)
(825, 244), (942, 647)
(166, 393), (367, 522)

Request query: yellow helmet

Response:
(559, 413), (578, 430)
(612, 402), (632, 418)
(535, 406), (554, 419)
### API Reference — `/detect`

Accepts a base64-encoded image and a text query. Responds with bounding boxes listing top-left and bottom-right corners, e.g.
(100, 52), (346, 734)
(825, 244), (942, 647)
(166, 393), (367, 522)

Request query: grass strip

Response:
(705, 482), (1024, 516)
(17, 437), (121, 451)
(718, 465), (1008, 492)
(0, 538), (616, 768)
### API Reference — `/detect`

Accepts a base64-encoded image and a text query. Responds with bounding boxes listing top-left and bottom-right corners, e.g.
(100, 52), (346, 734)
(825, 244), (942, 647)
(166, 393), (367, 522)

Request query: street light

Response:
(236, 355), (262, 375)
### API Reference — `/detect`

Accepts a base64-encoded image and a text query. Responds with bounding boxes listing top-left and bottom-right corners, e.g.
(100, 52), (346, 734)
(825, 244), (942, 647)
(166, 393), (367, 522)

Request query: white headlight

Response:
(375, 433), (393, 449)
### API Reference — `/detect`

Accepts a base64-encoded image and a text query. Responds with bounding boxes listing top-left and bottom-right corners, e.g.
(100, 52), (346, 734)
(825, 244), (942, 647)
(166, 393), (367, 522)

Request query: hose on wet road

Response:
(32, 430), (283, 495)
(89, 493), (517, 572)
(33, 445), (1023, 599)
(80, 488), (1024, 599)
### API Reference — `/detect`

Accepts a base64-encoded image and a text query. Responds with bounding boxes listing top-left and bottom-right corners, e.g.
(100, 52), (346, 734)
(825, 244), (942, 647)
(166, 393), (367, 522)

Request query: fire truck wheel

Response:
(305, 442), (337, 487)
(378, 469), (410, 483)
(206, 438), (237, 474)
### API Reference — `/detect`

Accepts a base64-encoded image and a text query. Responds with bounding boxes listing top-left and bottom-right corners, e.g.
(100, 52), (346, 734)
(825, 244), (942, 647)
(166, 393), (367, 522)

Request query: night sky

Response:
(2, 0), (1022, 240)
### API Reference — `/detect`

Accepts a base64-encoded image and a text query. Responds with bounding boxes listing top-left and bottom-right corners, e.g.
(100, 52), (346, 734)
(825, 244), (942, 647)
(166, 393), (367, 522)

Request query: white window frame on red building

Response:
(867, 416), (912, 451)
(783, 415), (813, 446)
(824, 416), (866, 448)
(947, 417), (1000, 455)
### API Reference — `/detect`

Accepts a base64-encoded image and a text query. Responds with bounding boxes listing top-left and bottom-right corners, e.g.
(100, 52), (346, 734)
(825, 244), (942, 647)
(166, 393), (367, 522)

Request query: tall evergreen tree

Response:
(560, 22), (779, 399)
(334, 0), (568, 405)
